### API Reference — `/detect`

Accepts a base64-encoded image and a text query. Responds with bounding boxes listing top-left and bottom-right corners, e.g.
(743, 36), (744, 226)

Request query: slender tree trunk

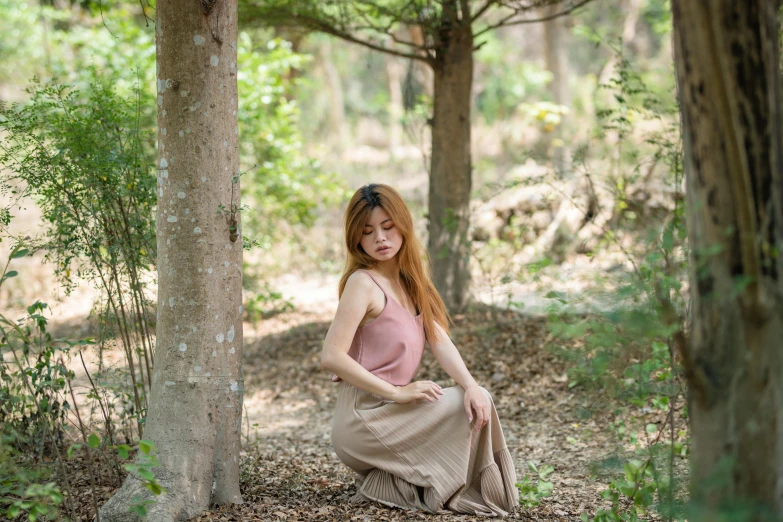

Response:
(385, 48), (405, 156)
(543, 3), (571, 177)
(273, 24), (306, 95)
(672, 1), (783, 519)
(320, 39), (349, 156)
(100, 1), (244, 520)
(428, 3), (473, 313)
(407, 25), (434, 100)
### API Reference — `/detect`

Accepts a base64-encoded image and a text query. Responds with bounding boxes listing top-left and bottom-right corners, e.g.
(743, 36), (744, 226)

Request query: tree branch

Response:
(269, 8), (435, 64)
(459, 0), (471, 25)
(470, 0), (496, 23)
(473, 0), (595, 38)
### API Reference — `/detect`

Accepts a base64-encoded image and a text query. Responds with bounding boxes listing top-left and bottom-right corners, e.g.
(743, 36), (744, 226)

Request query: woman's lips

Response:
(377, 246), (391, 253)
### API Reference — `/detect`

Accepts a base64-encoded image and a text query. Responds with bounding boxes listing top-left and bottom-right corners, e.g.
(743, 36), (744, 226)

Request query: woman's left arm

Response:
(428, 321), (490, 430)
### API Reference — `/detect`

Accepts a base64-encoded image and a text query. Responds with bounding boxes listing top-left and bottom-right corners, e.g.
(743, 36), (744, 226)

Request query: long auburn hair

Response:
(338, 183), (451, 344)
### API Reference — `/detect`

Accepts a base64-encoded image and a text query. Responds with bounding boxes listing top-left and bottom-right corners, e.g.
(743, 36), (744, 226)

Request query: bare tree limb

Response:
(470, 0), (496, 23)
(473, 0), (595, 38)
(269, 8), (435, 63)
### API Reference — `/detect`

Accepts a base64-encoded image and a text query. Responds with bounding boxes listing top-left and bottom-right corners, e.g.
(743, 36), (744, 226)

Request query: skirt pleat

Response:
(331, 382), (519, 516)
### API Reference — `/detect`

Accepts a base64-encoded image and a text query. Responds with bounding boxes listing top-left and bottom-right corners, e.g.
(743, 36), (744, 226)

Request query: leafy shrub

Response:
(518, 461), (555, 509)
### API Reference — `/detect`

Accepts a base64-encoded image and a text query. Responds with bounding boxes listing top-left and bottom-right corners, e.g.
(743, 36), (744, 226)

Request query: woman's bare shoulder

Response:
(343, 269), (375, 296)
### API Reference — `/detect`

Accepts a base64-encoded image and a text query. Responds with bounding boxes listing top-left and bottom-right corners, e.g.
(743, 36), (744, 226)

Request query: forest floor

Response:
(159, 304), (671, 522)
(58, 304), (685, 521)
(191, 305), (670, 521)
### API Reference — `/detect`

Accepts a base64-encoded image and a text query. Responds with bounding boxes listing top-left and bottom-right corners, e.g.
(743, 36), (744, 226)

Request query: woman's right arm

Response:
(320, 272), (442, 403)
(321, 272), (401, 400)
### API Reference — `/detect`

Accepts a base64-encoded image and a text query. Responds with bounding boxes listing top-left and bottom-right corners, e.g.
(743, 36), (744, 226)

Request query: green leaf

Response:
(129, 505), (147, 517)
(645, 423), (657, 434)
(138, 469), (155, 481)
(117, 444), (131, 459)
(619, 483), (636, 497)
(2, 270), (18, 280)
(544, 290), (567, 303)
(67, 443), (82, 459)
(87, 433), (100, 449)
(138, 439), (153, 455)
(145, 482), (165, 495)
(11, 248), (29, 259)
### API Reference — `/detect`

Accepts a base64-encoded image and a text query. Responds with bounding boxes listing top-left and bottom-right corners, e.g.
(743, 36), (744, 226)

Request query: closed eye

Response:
(363, 224), (394, 235)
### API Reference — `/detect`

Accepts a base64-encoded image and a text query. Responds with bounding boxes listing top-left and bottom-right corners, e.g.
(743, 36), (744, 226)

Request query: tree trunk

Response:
(672, 1), (783, 518)
(543, 2), (571, 177)
(406, 25), (435, 101)
(273, 24), (307, 99)
(99, 1), (244, 520)
(428, 4), (473, 313)
(320, 39), (349, 157)
(385, 49), (405, 156)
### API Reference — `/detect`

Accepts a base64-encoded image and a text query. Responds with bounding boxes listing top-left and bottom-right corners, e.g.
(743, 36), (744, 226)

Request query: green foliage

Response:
(122, 439), (166, 514)
(540, 41), (688, 522)
(244, 282), (296, 323)
(0, 246), (82, 521)
(0, 246), (86, 455)
(0, 439), (63, 522)
(517, 461), (555, 509)
(238, 33), (347, 252)
(475, 32), (552, 124)
(0, 248), (165, 521)
(642, 0), (672, 36)
(67, 437), (166, 517)
(0, 71), (157, 432)
(0, 71), (157, 292)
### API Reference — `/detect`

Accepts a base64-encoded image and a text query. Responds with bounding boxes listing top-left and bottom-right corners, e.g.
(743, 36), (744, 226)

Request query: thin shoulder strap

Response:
(357, 269), (386, 296)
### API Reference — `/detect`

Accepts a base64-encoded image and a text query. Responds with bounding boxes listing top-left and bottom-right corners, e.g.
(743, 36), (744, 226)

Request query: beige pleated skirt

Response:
(331, 381), (519, 516)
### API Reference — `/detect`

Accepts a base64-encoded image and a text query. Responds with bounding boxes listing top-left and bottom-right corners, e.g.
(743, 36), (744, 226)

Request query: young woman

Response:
(320, 183), (519, 516)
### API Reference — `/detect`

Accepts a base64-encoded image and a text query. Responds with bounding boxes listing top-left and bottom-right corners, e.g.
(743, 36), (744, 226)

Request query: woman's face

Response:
(359, 206), (403, 262)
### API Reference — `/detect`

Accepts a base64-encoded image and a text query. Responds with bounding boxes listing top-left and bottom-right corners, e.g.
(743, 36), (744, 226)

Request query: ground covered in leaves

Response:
(61, 306), (678, 521)
(193, 306), (652, 521)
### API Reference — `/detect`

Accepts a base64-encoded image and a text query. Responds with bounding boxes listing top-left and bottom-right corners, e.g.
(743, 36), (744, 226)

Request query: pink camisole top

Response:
(331, 270), (425, 387)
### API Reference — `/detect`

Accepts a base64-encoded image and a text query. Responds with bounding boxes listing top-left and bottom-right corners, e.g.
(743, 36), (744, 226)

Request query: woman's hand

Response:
(464, 385), (490, 430)
(392, 380), (444, 403)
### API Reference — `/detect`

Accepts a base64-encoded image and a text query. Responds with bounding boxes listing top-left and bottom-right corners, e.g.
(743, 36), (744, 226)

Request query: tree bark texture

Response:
(428, 3), (474, 313)
(100, 0), (244, 520)
(672, 1), (783, 518)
